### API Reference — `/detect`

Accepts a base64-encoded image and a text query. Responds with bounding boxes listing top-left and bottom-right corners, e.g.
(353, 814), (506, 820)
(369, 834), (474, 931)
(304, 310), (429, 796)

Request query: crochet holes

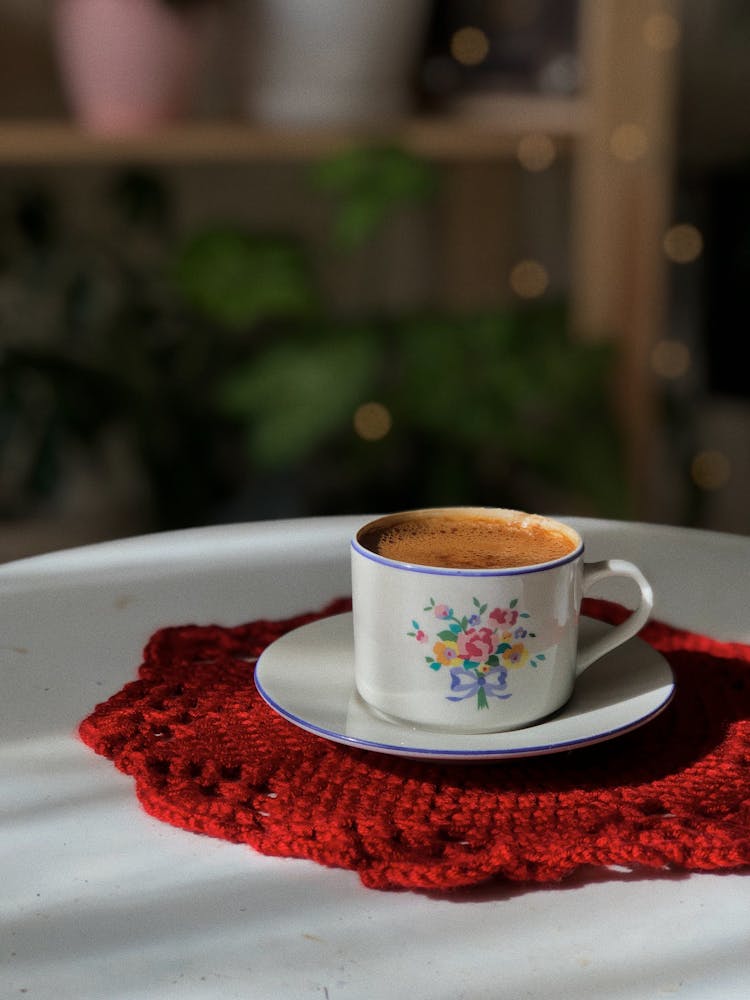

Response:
(78, 601), (750, 891)
(640, 798), (675, 818)
(183, 759), (223, 798)
(256, 792), (278, 818)
(146, 757), (171, 781)
(184, 760), (215, 796)
(245, 782), (278, 819)
(192, 764), (246, 807)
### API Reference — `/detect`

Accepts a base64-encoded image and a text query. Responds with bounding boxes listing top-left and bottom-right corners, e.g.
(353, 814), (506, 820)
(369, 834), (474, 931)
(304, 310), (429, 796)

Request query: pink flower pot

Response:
(54, 0), (202, 134)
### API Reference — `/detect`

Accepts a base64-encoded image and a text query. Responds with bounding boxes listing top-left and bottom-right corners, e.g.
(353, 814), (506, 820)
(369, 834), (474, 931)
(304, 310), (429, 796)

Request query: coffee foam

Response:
(362, 514), (576, 569)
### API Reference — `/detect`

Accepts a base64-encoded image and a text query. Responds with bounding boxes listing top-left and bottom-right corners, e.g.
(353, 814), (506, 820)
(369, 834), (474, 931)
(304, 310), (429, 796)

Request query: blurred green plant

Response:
(174, 229), (317, 330)
(311, 146), (437, 248)
(0, 152), (627, 531)
(213, 304), (625, 516)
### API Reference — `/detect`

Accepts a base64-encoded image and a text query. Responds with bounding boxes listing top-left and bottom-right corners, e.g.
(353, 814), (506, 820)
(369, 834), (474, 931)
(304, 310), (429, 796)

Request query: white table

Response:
(2, 516), (749, 1000)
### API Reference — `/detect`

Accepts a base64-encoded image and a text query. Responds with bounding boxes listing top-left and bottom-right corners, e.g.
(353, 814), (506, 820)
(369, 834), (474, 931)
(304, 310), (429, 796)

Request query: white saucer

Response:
(254, 613), (675, 761)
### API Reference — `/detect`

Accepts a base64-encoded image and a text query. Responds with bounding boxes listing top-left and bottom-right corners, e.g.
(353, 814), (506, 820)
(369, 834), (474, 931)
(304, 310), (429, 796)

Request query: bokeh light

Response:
(509, 259), (549, 299)
(517, 133), (556, 172)
(450, 26), (491, 67)
(690, 450), (731, 491)
(353, 402), (392, 441)
(663, 224), (703, 263)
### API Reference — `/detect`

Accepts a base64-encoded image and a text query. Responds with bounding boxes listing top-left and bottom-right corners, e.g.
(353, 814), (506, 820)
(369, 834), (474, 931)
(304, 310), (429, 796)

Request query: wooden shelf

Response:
(0, 96), (587, 165)
(0, 0), (681, 520)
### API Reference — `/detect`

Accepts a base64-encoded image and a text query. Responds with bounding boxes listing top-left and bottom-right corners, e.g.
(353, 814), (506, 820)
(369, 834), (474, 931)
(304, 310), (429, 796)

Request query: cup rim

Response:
(352, 507), (584, 577)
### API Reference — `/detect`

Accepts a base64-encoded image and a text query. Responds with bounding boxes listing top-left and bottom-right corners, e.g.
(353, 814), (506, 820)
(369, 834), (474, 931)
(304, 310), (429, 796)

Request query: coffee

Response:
(358, 511), (577, 569)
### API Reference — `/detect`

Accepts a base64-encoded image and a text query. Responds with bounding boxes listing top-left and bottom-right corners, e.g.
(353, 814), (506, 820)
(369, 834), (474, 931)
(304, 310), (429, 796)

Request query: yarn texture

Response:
(78, 598), (750, 891)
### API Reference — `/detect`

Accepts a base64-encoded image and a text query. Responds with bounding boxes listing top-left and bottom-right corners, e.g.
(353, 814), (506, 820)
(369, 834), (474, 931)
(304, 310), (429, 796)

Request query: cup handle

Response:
(576, 559), (654, 675)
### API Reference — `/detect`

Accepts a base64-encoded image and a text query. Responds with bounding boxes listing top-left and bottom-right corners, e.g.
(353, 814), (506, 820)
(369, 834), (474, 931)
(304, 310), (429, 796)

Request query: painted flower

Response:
(503, 643), (529, 668)
(408, 596), (539, 711)
(432, 639), (460, 666)
(490, 606), (520, 628)
(457, 626), (496, 663)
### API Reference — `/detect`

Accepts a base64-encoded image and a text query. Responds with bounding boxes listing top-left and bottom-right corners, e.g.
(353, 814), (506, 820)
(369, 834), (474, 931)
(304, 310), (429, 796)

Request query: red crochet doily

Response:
(78, 598), (750, 892)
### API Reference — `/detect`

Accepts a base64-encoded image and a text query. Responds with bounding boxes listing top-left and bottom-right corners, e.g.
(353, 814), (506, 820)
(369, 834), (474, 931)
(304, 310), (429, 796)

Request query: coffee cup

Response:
(350, 507), (653, 733)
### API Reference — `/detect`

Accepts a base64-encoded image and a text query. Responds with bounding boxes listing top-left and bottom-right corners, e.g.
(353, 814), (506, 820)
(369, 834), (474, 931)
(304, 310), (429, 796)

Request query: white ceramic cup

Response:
(351, 507), (654, 733)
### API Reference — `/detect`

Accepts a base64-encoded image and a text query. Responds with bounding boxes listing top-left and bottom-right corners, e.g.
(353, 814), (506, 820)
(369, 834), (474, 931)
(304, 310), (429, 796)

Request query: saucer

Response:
(254, 613), (674, 761)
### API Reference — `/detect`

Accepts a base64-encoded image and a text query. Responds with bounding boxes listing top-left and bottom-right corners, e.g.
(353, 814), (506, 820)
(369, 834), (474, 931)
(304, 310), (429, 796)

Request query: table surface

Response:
(2, 515), (749, 1000)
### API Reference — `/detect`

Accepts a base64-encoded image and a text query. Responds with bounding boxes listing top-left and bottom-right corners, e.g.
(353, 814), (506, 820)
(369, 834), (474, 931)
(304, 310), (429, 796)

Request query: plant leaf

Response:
(174, 229), (316, 330)
(217, 330), (378, 465)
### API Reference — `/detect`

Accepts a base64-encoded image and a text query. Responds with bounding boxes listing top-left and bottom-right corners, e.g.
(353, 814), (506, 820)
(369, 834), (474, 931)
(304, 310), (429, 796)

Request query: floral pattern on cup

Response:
(407, 597), (545, 711)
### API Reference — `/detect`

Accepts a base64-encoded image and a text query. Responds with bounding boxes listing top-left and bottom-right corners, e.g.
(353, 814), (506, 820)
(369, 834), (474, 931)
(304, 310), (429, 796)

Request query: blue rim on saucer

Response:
(255, 613), (675, 762)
